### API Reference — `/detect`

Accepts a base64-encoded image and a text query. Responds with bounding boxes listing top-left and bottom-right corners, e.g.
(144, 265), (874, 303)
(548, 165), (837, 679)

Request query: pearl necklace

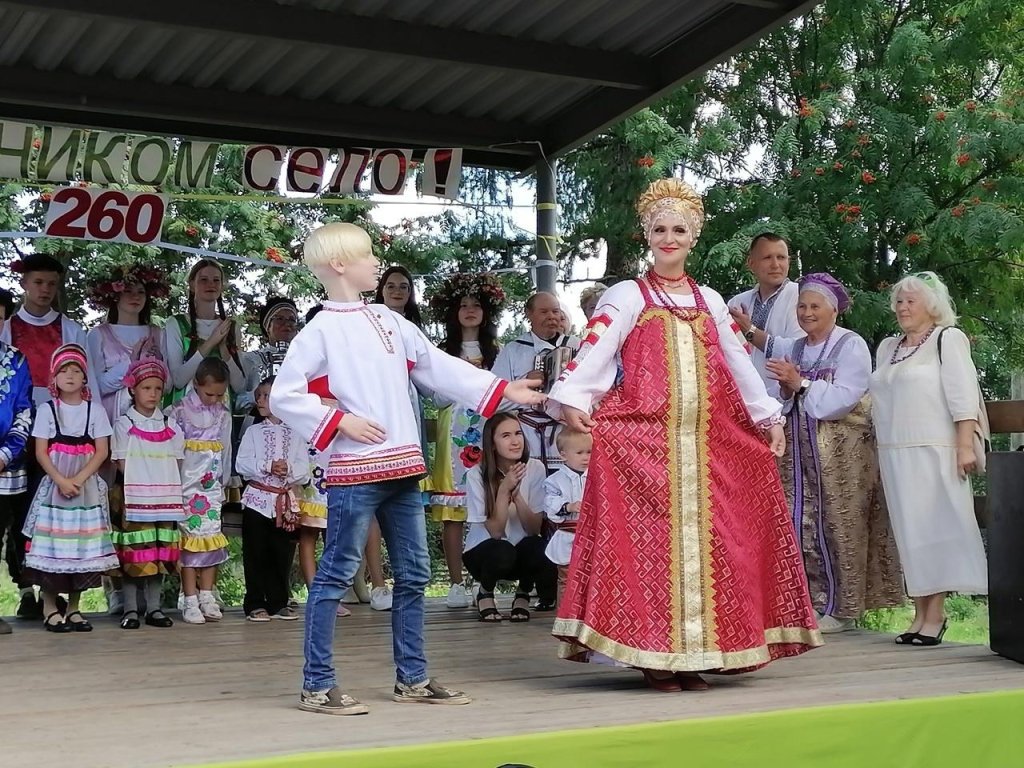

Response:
(889, 325), (936, 364)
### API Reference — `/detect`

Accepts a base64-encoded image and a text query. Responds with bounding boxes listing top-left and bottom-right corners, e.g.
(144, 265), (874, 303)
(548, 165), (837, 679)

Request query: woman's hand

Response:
(199, 319), (233, 355)
(765, 359), (803, 392)
(499, 462), (527, 494)
(766, 423), (786, 457)
(956, 443), (977, 479)
(563, 406), (595, 433)
(270, 459), (289, 478)
(210, 319), (233, 345)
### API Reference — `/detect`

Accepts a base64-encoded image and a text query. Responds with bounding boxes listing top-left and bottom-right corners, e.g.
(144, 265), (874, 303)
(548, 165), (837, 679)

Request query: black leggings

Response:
(463, 535), (557, 603)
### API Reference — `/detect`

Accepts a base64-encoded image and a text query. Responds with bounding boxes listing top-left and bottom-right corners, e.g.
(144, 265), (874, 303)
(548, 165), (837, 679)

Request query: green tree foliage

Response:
(559, 0), (1024, 384)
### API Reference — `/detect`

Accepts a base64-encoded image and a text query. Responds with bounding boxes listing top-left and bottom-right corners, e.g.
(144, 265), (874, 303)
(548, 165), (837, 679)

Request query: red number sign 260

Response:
(44, 187), (166, 244)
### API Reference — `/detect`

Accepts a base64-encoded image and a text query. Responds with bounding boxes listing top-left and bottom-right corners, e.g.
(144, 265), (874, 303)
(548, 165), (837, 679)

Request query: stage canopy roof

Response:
(0, 0), (817, 171)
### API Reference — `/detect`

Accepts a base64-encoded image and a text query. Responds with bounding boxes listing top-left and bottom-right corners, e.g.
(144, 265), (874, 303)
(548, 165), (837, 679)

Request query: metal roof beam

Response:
(539, 0), (818, 161)
(5, 0), (657, 91)
(0, 65), (539, 164)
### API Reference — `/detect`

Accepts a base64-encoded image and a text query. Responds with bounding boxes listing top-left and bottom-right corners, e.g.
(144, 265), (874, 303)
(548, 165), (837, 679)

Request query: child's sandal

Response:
(120, 610), (141, 630)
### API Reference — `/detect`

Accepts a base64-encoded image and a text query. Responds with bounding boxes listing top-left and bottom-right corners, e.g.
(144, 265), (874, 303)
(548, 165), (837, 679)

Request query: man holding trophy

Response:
(491, 292), (580, 474)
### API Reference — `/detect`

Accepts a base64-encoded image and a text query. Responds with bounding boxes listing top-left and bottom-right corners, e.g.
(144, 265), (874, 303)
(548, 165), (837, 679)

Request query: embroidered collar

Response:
(755, 278), (790, 303)
(323, 299), (368, 313)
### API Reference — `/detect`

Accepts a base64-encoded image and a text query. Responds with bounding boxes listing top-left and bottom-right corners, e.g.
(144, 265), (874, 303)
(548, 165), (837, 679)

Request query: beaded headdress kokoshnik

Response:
(636, 178), (705, 244)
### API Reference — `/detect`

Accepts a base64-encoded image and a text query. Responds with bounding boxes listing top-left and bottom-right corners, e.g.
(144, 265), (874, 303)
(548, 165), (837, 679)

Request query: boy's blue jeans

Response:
(302, 477), (430, 691)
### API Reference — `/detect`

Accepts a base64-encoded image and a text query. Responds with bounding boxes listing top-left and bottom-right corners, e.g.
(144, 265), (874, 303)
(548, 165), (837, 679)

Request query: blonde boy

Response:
(271, 223), (543, 715)
(543, 428), (592, 602)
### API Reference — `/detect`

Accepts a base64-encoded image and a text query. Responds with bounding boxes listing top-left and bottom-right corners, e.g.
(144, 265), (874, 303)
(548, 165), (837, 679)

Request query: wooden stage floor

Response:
(1, 598), (1022, 768)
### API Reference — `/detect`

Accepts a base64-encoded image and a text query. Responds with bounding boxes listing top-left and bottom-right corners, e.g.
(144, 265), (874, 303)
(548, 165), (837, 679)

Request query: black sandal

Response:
(476, 591), (504, 622)
(65, 611), (93, 633)
(908, 620), (947, 647)
(120, 610), (141, 630)
(43, 610), (71, 633)
(509, 593), (531, 623)
(145, 610), (174, 628)
(894, 631), (919, 645)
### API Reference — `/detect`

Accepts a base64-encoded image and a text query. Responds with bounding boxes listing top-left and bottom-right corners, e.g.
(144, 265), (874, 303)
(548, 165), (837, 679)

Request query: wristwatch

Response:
(797, 378), (812, 396)
(744, 324), (759, 341)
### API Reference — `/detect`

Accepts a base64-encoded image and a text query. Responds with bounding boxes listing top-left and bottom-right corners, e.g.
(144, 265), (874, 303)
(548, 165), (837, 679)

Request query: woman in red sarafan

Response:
(548, 178), (822, 692)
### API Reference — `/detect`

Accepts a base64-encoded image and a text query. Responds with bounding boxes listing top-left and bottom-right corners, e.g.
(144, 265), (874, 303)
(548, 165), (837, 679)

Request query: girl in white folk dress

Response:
(870, 272), (988, 647)
(23, 344), (118, 633)
(111, 359), (184, 629)
(167, 358), (233, 625)
(85, 263), (169, 617)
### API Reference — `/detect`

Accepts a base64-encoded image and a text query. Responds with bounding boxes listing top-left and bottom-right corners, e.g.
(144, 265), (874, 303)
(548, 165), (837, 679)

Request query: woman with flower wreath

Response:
(85, 263), (169, 442)
(426, 273), (505, 609)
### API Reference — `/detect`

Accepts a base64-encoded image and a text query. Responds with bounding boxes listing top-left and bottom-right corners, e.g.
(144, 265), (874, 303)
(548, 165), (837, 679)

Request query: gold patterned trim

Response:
(553, 618), (823, 672)
(691, 313), (718, 652)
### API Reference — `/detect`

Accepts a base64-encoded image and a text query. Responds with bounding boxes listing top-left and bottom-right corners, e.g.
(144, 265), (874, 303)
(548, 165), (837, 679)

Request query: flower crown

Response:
(428, 272), (507, 315)
(87, 263), (171, 311)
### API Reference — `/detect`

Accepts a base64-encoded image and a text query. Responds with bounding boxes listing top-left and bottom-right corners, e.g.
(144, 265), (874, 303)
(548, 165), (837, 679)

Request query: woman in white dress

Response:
(870, 271), (988, 646)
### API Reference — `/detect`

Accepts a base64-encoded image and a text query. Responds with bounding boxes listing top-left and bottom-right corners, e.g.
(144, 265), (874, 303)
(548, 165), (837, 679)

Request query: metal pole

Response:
(535, 157), (557, 294)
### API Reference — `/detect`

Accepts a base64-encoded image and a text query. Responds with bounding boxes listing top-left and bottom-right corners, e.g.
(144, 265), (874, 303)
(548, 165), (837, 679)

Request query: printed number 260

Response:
(46, 188), (165, 244)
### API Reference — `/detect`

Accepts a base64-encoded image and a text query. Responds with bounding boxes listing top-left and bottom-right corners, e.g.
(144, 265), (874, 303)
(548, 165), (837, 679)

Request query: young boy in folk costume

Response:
(111, 359), (184, 629)
(270, 222), (545, 715)
(0, 254), (94, 620)
(543, 428), (592, 605)
(0, 289), (33, 635)
(236, 376), (310, 623)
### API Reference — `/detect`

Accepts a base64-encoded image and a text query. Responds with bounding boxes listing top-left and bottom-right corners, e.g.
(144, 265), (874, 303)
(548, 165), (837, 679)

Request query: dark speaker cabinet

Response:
(988, 451), (1024, 663)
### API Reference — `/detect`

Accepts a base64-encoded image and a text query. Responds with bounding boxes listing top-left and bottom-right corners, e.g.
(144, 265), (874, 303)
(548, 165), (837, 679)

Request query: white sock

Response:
(184, 594), (199, 608)
(199, 589), (215, 603)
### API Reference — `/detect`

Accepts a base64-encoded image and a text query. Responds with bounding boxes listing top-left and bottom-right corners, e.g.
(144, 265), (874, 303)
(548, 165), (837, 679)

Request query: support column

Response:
(535, 157), (558, 293)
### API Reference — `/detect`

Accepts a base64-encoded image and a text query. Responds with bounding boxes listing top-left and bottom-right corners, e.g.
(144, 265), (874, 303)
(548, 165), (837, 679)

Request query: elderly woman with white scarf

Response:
(767, 273), (904, 634)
